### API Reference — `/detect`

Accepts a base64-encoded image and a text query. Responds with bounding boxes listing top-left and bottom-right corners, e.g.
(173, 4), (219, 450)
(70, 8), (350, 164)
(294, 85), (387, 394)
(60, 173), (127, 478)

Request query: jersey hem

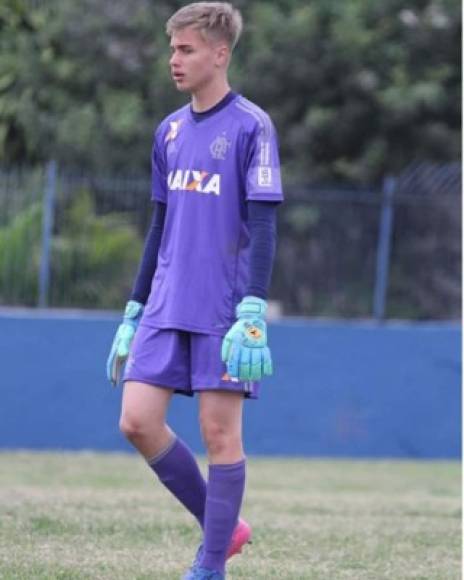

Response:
(152, 193), (167, 203)
(140, 319), (230, 337)
(246, 194), (284, 202)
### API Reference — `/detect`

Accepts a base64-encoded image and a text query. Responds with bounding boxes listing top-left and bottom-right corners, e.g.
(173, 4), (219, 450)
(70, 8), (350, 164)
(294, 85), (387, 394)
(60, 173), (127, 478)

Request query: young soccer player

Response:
(106, 3), (283, 579)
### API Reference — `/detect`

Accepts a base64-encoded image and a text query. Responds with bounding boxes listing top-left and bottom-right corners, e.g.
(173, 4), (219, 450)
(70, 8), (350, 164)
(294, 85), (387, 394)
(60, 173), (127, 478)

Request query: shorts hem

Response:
(123, 378), (258, 399)
(123, 377), (194, 397)
(192, 384), (259, 400)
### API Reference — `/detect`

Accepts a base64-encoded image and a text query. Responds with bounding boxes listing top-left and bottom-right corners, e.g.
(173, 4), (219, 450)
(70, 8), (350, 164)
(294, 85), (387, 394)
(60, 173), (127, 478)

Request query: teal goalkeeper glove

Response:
(106, 300), (144, 387)
(221, 296), (273, 381)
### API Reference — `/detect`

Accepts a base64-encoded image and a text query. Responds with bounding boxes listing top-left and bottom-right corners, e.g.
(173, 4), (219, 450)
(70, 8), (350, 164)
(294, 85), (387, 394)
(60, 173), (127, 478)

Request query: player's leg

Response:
(120, 327), (207, 528)
(120, 381), (206, 528)
(182, 332), (254, 578)
(199, 390), (244, 464)
(120, 380), (174, 458)
(196, 390), (247, 575)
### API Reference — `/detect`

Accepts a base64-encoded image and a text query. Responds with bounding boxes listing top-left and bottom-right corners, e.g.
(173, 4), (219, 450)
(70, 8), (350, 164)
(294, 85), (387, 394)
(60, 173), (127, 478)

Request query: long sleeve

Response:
(130, 201), (167, 304)
(245, 201), (279, 300)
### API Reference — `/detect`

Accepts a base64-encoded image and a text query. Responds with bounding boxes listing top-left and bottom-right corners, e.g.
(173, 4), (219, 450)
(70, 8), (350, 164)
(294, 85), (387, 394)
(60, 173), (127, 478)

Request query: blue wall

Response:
(0, 310), (460, 458)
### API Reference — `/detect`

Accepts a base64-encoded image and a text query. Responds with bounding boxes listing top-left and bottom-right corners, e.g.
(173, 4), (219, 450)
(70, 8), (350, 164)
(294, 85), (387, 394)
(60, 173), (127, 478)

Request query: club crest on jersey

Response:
(167, 169), (221, 196)
(210, 133), (231, 160)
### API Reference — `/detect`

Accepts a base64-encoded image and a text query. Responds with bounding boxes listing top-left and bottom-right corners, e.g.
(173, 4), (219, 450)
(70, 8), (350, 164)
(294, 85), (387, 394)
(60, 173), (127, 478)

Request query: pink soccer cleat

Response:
(186, 518), (253, 577)
(227, 518), (252, 559)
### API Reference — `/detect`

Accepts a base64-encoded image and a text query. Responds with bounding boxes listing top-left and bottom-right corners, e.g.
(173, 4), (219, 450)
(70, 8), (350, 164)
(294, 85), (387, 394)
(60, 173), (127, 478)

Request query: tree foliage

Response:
(0, 0), (460, 183)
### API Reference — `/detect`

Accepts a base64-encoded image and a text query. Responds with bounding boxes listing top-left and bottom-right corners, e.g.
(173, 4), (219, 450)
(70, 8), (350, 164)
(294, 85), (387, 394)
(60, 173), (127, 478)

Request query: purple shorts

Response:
(123, 325), (260, 399)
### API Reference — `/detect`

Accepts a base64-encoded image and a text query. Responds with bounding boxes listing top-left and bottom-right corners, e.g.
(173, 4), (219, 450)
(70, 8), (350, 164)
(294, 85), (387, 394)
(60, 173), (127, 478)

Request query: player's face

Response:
(169, 27), (227, 94)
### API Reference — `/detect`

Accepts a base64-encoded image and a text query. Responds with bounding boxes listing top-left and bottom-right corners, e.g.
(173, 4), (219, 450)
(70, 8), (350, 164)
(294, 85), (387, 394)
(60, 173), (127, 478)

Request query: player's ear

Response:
(214, 43), (230, 67)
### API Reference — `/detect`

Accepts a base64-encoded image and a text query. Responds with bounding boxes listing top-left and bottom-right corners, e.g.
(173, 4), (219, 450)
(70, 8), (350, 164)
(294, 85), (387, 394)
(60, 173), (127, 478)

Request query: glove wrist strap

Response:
(124, 300), (144, 321)
(236, 296), (267, 318)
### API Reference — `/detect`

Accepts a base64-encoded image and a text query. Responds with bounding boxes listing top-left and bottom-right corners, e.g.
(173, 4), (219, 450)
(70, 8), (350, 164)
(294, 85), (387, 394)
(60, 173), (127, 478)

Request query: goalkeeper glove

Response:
(106, 300), (144, 387)
(221, 296), (273, 381)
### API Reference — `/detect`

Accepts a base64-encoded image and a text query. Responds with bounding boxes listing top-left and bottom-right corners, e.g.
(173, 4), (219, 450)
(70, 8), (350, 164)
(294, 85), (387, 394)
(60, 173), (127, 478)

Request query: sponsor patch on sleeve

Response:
(258, 166), (273, 187)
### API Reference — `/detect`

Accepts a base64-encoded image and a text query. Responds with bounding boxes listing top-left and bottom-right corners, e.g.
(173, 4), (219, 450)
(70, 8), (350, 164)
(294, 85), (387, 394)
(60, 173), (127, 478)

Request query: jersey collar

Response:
(190, 91), (238, 123)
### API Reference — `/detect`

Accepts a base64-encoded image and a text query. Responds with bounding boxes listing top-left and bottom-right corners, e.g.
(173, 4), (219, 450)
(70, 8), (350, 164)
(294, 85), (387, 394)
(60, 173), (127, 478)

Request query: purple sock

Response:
(200, 459), (246, 573)
(148, 437), (206, 528)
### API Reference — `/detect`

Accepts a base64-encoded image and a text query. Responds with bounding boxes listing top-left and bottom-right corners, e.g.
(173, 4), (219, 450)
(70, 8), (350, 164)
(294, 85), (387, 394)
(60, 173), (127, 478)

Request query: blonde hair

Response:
(166, 2), (243, 50)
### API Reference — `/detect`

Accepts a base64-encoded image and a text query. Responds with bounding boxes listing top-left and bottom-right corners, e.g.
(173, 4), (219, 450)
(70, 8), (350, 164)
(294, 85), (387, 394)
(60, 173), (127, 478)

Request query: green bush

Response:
(0, 189), (142, 308)
(0, 202), (42, 305)
(50, 189), (142, 308)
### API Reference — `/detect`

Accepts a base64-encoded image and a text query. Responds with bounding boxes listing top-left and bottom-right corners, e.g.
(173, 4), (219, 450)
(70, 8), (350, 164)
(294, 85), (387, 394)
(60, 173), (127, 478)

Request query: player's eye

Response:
(170, 45), (194, 56)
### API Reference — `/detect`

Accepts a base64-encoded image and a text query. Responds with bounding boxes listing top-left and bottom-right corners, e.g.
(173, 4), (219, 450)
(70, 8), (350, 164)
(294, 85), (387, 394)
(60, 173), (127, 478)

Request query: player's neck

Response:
(191, 79), (231, 113)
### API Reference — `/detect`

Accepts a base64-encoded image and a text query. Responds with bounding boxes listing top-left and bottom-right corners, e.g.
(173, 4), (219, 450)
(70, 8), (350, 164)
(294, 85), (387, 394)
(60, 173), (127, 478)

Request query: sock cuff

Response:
(208, 458), (246, 476)
(147, 436), (177, 466)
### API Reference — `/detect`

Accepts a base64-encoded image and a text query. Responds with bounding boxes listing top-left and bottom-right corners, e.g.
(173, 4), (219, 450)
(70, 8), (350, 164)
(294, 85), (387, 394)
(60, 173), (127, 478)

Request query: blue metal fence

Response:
(0, 161), (461, 319)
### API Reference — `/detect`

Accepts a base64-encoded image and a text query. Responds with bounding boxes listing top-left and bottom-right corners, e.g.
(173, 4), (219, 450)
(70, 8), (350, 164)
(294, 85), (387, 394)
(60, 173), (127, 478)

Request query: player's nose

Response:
(170, 52), (180, 67)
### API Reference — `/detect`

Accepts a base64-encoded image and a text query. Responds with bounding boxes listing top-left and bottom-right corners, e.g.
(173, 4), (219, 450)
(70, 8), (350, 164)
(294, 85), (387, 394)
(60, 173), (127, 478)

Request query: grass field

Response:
(0, 453), (460, 580)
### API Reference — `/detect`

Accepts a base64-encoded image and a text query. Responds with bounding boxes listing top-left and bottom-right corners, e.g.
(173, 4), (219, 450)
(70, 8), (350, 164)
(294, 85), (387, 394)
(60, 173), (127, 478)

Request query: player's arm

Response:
(106, 202), (167, 386)
(222, 109), (283, 381)
(221, 201), (279, 381)
(106, 127), (168, 386)
(130, 202), (167, 304)
(246, 201), (278, 300)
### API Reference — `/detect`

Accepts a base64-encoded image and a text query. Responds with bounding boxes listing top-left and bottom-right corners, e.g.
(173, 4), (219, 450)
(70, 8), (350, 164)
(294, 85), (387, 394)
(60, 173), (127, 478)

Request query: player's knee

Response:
(119, 412), (149, 443)
(200, 419), (238, 456)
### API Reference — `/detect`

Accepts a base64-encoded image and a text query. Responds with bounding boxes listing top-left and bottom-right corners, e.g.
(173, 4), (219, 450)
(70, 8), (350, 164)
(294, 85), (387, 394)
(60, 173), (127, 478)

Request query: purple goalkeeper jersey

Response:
(141, 93), (283, 336)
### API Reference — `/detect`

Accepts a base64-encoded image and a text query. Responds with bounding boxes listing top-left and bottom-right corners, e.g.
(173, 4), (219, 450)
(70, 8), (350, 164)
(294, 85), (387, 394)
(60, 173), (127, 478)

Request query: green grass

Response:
(0, 453), (461, 579)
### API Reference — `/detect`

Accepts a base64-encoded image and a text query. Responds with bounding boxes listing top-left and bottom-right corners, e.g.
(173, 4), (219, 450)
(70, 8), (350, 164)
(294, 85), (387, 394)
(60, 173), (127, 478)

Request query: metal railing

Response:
(0, 161), (460, 319)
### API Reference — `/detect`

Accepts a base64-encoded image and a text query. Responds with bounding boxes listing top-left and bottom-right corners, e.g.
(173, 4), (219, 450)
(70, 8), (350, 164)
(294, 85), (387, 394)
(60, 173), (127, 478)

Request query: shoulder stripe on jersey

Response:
(160, 104), (190, 131)
(173, 103), (190, 116)
(235, 97), (272, 141)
